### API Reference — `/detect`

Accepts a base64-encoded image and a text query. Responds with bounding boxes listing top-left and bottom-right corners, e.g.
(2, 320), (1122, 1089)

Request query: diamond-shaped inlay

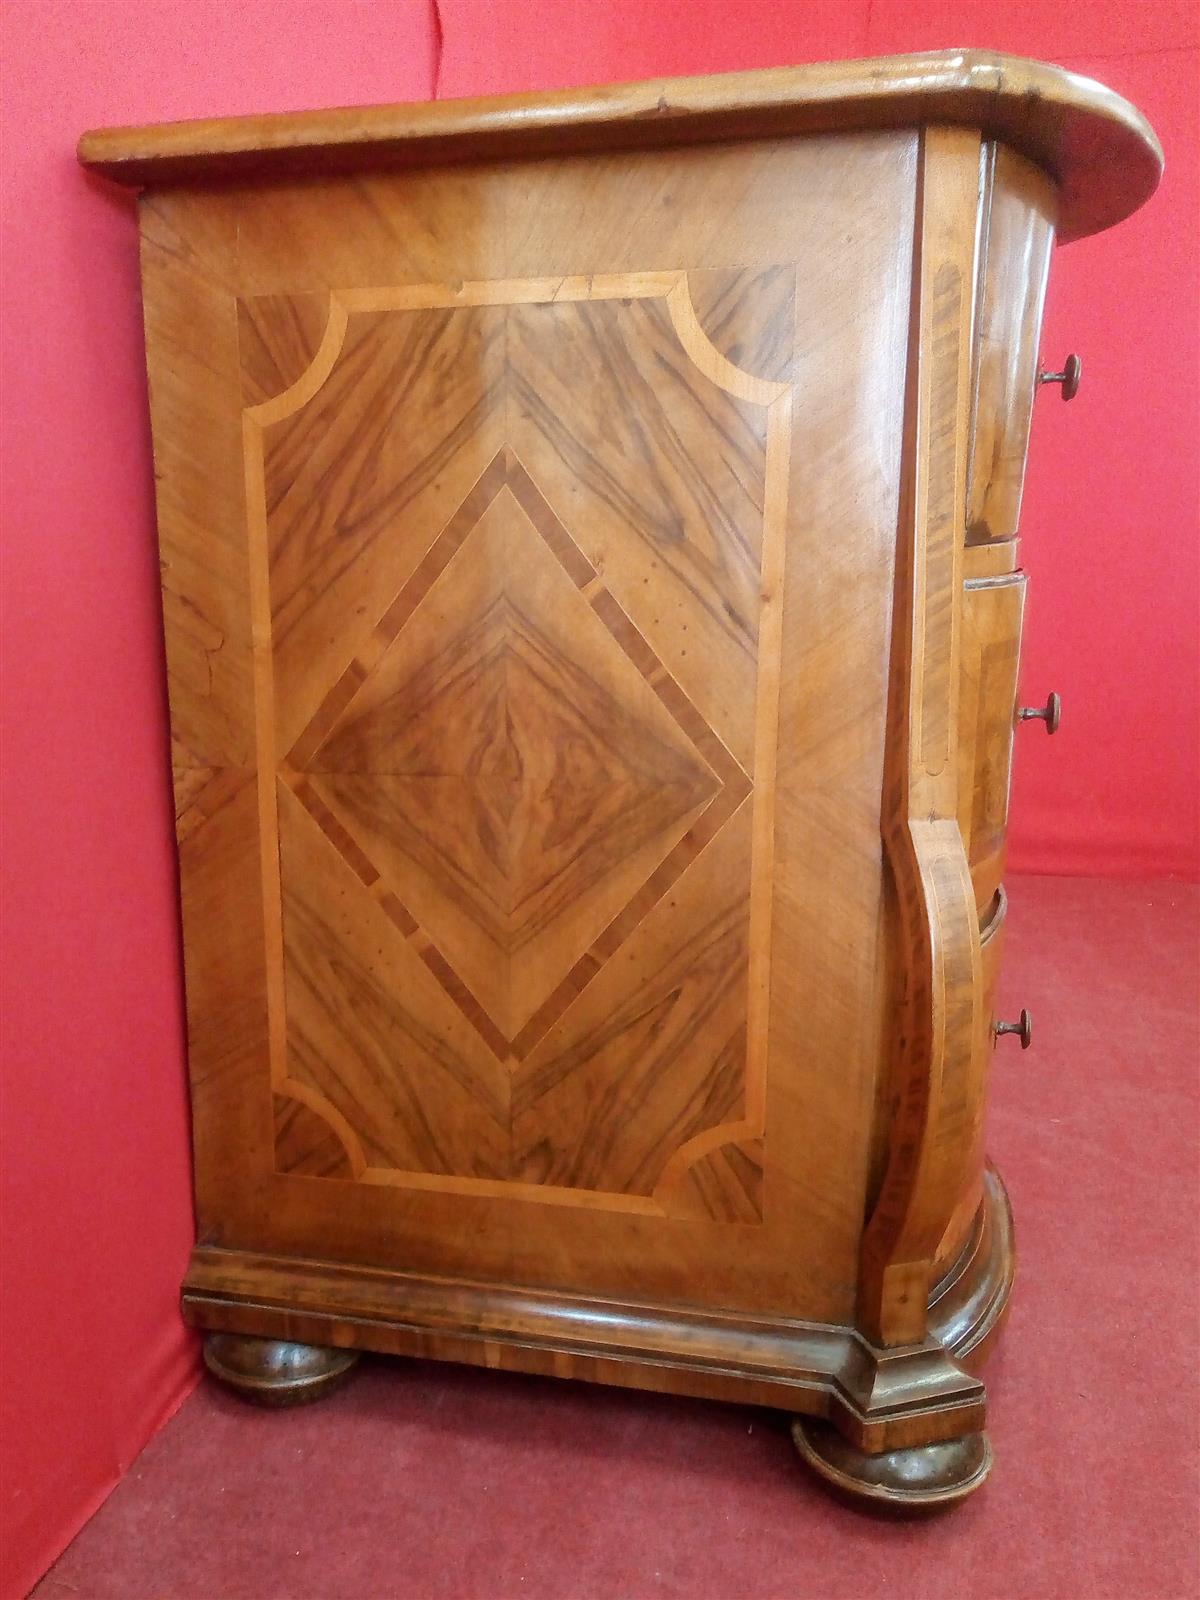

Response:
(289, 452), (750, 1057)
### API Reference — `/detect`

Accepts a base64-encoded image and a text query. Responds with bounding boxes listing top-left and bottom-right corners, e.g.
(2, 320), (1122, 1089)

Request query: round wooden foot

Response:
(792, 1419), (992, 1510)
(203, 1332), (359, 1407)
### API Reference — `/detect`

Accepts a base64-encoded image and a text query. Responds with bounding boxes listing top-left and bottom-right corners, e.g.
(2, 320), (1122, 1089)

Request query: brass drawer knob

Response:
(1038, 353), (1081, 400)
(995, 1010), (1033, 1050)
(1018, 691), (1062, 734)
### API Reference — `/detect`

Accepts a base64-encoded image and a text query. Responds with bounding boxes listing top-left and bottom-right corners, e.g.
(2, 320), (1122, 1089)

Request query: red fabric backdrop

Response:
(0, 8), (437, 1597)
(1, 3), (1195, 1595)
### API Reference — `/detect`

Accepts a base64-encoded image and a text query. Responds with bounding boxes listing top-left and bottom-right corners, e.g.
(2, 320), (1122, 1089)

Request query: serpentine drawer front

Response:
(78, 50), (1159, 1509)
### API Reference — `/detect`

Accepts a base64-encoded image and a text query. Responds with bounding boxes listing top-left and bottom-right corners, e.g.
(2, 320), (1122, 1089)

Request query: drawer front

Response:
(958, 574), (1026, 917)
(933, 888), (1007, 1276)
(965, 144), (1056, 545)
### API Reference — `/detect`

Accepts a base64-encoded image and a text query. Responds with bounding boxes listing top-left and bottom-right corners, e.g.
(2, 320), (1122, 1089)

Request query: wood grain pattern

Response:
(100, 65), (1158, 1493)
(277, 777), (511, 1180)
(237, 293), (330, 407)
(135, 132), (928, 1329)
(78, 49), (1161, 242)
(961, 540), (1017, 580)
(141, 195), (252, 774)
(966, 144), (1057, 544)
(860, 127), (988, 1349)
(511, 804), (752, 1201)
(236, 273), (788, 1219)
(273, 1094), (354, 1181)
(260, 302), (506, 755)
(506, 286), (781, 771)
(933, 892), (1007, 1276)
(306, 481), (721, 1051)
(183, 1239), (994, 1455)
(957, 576), (1026, 916)
(689, 266), (796, 384)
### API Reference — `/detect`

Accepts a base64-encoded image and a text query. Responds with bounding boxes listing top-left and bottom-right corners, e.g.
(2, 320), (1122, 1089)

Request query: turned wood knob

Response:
(995, 1009), (1033, 1050)
(1018, 691), (1062, 734)
(1038, 353), (1081, 400)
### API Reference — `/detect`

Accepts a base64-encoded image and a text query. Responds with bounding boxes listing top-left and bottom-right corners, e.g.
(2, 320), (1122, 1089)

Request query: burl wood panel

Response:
(145, 132), (917, 1318)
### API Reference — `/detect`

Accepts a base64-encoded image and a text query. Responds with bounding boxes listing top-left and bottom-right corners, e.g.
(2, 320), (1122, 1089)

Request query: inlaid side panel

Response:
(146, 131), (918, 1318)
(243, 273), (790, 1222)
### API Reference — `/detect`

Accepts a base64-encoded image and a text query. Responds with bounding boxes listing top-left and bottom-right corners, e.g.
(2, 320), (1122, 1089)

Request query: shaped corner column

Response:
(860, 126), (989, 1351)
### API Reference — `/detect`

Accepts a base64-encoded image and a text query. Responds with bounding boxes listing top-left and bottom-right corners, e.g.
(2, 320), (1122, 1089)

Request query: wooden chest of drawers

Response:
(79, 50), (1158, 1508)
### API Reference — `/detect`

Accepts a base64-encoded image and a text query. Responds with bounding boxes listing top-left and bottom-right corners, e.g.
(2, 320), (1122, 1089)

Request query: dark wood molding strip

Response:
(184, 1243), (986, 1452)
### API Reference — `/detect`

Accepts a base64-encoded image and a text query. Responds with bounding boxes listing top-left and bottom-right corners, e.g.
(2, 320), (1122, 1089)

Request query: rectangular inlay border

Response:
(241, 271), (793, 1217)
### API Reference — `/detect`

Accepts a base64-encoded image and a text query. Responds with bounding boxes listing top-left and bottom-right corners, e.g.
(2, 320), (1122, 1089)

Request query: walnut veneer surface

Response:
(79, 51), (1159, 1507)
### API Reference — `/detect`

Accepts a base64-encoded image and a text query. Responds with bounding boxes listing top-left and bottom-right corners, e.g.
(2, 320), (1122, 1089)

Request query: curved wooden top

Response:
(77, 50), (1160, 241)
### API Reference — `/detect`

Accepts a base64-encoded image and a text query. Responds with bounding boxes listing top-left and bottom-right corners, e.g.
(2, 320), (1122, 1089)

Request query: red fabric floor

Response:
(32, 876), (1200, 1600)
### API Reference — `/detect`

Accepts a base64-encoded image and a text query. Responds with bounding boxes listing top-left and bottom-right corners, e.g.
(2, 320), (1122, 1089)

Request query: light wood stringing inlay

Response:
(135, 128), (926, 1322)
(97, 63), (1163, 1461)
(240, 272), (791, 1220)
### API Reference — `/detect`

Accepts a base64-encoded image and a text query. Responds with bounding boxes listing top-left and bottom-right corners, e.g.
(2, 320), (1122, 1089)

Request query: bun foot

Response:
(792, 1419), (992, 1511)
(203, 1332), (359, 1407)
